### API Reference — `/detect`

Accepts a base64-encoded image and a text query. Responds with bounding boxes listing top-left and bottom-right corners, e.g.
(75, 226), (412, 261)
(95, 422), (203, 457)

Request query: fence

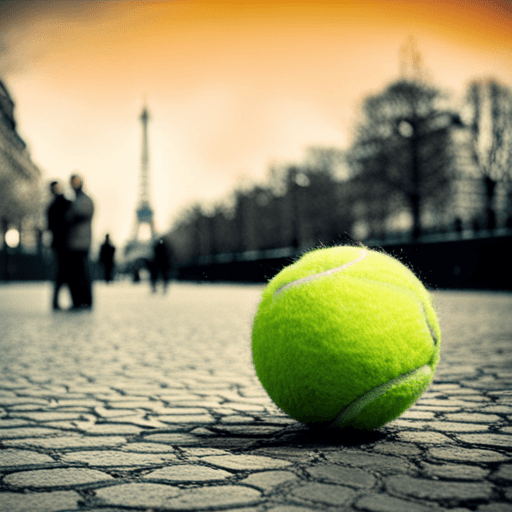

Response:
(2, 232), (511, 290)
(175, 231), (512, 290)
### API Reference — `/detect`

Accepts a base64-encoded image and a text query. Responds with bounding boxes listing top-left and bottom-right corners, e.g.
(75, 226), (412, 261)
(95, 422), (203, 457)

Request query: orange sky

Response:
(1, 0), (511, 249)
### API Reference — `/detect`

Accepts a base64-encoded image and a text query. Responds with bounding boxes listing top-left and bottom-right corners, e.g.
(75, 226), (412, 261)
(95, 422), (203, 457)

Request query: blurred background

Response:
(1, 0), (511, 289)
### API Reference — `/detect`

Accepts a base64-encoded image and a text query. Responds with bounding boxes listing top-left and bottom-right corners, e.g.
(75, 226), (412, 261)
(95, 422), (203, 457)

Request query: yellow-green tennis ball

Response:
(251, 245), (441, 430)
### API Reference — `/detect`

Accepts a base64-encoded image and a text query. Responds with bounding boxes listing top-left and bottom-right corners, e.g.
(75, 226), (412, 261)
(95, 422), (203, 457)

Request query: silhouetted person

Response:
(66, 174), (94, 309)
(46, 181), (71, 310)
(99, 234), (116, 283)
(150, 237), (172, 293)
(453, 217), (463, 235)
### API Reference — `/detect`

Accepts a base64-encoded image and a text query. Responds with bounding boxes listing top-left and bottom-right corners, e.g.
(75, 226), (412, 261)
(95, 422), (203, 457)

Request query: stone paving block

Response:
(328, 450), (415, 475)
(267, 507), (323, 512)
(55, 398), (102, 407)
(372, 442), (422, 456)
(490, 464), (512, 482)
(67, 507), (129, 511)
(79, 423), (143, 435)
(448, 396), (491, 403)
(155, 407), (210, 415)
(289, 482), (356, 506)
(121, 442), (176, 453)
(94, 406), (140, 418)
(143, 433), (202, 445)
(9, 411), (86, 422)
(9, 404), (57, 411)
(95, 482), (262, 509)
(198, 436), (258, 450)
(212, 406), (242, 415)
(395, 431), (454, 444)
(121, 416), (169, 428)
(106, 400), (164, 410)
(418, 399), (482, 408)
(483, 406), (512, 414)
(202, 454), (292, 471)
(220, 414), (256, 423)
(456, 433), (512, 448)
(0, 397), (49, 406)
(355, 493), (438, 512)
(0, 490), (80, 512)
(0, 418), (31, 428)
(400, 411), (436, 420)
(228, 403), (266, 412)
(0, 448), (55, 469)
(180, 447), (231, 457)
(0, 390), (16, 396)
(144, 464), (232, 482)
(386, 475), (493, 501)
(21, 387), (68, 397)
(61, 450), (179, 467)
(0, 427), (61, 438)
(430, 384), (463, 391)
(390, 419), (438, 429)
(461, 379), (507, 390)
(443, 413), (502, 423)
(94, 482), (180, 507)
(158, 393), (214, 403)
(421, 461), (490, 480)
(477, 505), (512, 512)
(4, 435), (127, 450)
(211, 425), (285, 436)
(168, 485), (263, 510)
(157, 413), (216, 423)
(426, 421), (490, 432)
(410, 406), (461, 413)
(173, 400), (225, 408)
(241, 470), (298, 491)
(428, 446), (509, 463)
(48, 406), (93, 413)
(306, 464), (376, 488)
(3, 468), (114, 488)
(52, 419), (95, 431)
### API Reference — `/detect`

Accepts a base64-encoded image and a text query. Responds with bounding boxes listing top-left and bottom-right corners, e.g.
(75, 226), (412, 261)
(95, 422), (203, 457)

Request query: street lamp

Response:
(289, 167), (310, 249)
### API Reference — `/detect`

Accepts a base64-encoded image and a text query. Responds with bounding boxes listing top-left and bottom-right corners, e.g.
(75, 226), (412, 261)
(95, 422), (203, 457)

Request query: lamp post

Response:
(288, 167), (310, 249)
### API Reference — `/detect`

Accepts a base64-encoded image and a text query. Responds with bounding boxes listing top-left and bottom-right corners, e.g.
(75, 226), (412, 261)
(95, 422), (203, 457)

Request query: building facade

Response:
(0, 79), (42, 253)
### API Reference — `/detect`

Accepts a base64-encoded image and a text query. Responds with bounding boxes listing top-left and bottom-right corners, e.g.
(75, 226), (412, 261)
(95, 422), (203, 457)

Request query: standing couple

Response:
(47, 174), (94, 311)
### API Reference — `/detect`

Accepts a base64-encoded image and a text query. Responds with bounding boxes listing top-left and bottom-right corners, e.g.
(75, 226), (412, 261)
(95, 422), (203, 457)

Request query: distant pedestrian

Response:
(149, 237), (173, 293)
(46, 180), (71, 310)
(66, 174), (94, 309)
(99, 234), (116, 283)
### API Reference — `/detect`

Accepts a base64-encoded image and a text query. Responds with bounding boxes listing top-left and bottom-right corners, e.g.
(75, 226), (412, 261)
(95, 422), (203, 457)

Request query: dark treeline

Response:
(170, 151), (354, 263)
(168, 72), (512, 265)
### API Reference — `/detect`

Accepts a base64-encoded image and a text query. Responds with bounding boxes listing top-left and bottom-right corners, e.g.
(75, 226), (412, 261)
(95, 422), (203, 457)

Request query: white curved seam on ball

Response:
(328, 364), (431, 428)
(274, 249), (369, 297)
(420, 303), (439, 346)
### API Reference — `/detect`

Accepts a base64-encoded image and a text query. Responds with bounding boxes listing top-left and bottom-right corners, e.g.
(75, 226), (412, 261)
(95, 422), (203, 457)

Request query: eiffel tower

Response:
(133, 105), (155, 241)
(124, 105), (155, 267)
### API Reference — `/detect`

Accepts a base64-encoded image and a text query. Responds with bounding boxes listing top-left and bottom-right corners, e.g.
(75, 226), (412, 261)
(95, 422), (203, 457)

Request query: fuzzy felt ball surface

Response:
(251, 246), (441, 430)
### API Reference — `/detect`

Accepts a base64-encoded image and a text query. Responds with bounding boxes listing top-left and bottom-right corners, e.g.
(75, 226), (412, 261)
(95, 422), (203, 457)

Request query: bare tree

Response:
(348, 78), (459, 240)
(464, 78), (512, 229)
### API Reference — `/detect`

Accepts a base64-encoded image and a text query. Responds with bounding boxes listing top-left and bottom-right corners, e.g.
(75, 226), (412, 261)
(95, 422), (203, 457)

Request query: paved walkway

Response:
(0, 281), (511, 512)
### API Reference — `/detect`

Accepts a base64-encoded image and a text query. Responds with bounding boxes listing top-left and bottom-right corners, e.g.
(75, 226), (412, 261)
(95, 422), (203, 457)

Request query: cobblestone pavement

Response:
(0, 281), (511, 512)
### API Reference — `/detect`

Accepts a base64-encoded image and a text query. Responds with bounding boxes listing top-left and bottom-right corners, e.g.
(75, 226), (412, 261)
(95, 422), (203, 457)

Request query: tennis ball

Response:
(252, 245), (441, 430)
